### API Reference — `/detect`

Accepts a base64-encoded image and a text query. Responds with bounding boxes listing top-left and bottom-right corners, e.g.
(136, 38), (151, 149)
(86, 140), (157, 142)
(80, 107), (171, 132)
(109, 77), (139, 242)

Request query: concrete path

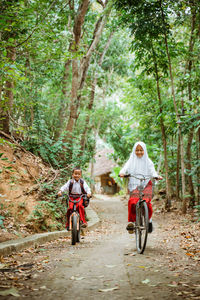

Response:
(0, 206), (99, 256)
(0, 195), (199, 300)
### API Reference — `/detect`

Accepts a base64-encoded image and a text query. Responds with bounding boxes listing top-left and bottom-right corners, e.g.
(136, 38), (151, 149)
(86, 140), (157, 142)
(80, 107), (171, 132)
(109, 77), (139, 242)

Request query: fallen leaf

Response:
(99, 287), (119, 292)
(124, 252), (136, 256)
(142, 279), (150, 284)
(186, 253), (194, 257)
(40, 286), (47, 290)
(193, 257), (200, 261)
(168, 284), (177, 287)
(70, 276), (85, 281)
(0, 287), (20, 297)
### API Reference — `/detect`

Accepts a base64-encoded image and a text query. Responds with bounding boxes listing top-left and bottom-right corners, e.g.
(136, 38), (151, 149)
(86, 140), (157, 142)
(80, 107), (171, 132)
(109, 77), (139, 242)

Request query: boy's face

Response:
(72, 169), (82, 181)
(135, 144), (144, 158)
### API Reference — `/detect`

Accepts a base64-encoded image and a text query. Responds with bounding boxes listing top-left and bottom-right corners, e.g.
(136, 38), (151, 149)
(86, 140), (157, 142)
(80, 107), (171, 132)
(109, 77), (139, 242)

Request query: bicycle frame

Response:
(68, 195), (83, 231)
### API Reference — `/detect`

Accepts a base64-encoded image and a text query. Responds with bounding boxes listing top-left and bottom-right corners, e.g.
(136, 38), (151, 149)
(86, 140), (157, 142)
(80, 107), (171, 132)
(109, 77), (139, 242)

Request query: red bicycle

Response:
(68, 194), (89, 245)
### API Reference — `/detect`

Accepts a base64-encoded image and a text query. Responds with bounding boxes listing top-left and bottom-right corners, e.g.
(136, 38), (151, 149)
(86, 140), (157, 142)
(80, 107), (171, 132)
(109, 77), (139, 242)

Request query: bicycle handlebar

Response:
(118, 174), (159, 180)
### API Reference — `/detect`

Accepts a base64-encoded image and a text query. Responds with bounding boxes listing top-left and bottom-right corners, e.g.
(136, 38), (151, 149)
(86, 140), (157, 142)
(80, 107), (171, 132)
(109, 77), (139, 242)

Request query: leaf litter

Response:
(99, 286), (119, 292)
(0, 287), (20, 297)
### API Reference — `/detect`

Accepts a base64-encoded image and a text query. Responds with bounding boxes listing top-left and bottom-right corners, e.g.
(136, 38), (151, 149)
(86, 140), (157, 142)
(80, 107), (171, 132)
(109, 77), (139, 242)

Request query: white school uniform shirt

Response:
(120, 141), (158, 192)
(60, 179), (91, 195)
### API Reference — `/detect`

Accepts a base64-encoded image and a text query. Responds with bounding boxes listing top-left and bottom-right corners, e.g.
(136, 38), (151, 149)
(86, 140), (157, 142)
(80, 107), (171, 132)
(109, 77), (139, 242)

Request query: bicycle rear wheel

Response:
(72, 214), (77, 245)
(135, 201), (149, 254)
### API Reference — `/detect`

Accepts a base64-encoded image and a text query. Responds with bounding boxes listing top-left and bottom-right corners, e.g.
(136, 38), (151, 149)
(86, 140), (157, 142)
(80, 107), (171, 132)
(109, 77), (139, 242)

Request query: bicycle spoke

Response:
(135, 201), (149, 254)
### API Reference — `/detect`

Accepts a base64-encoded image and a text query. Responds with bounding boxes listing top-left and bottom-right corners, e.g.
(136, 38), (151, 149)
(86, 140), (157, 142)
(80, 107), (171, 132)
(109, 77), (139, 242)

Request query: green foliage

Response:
(0, 215), (5, 228)
(0, 0), (199, 217)
(110, 166), (128, 194)
(27, 197), (67, 232)
(194, 205), (200, 222)
(0, 152), (15, 174)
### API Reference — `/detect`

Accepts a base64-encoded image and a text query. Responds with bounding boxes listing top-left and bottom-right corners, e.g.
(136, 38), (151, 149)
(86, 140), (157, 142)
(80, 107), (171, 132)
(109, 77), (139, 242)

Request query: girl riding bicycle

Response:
(119, 141), (162, 233)
(57, 167), (91, 230)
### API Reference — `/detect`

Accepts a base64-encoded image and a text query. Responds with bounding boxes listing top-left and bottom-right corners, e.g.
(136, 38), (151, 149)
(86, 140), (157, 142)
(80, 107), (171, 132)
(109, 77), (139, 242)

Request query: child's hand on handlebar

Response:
(119, 174), (124, 177)
(87, 193), (91, 198)
(57, 191), (62, 197)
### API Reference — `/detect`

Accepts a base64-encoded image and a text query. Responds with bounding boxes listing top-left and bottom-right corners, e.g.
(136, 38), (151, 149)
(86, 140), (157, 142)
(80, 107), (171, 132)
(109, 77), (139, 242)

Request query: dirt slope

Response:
(0, 138), (50, 242)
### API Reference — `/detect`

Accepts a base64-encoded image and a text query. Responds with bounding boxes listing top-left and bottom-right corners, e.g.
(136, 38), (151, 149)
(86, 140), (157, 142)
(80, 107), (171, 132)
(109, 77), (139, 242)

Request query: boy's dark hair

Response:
(72, 167), (82, 173)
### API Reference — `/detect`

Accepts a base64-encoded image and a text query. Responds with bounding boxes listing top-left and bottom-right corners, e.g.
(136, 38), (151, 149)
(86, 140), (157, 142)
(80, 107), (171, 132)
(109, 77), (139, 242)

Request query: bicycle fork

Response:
(69, 212), (80, 231)
(136, 200), (145, 230)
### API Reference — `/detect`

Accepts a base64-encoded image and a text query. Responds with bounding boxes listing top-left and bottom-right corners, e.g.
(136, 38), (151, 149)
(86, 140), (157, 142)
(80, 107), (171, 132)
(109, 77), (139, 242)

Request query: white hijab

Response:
(120, 141), (158, 191)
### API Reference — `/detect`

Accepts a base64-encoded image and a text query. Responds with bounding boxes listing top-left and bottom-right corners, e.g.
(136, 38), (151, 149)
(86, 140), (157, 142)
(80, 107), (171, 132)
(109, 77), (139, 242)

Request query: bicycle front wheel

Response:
(72, 214), (77, 245)
(77, 224), (81, 243)
(135, 201), (149, 254)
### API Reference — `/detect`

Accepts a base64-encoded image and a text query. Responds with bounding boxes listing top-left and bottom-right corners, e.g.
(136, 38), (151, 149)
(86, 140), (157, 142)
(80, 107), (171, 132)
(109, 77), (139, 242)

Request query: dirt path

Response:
(0, 195), (199, 299)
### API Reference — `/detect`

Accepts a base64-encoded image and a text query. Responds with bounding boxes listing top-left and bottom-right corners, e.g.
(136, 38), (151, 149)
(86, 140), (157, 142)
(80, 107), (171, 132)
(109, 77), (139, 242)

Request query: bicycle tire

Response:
(72, 214), (77, 245)
(77, 227), (80, 242)
(135, 201), (149, 254)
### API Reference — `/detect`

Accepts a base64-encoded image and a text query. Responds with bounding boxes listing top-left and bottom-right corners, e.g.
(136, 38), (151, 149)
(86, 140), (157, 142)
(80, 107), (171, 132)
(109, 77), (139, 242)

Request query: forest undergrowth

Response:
(0, 136), (199, 269)
(0, 137), (67, 242)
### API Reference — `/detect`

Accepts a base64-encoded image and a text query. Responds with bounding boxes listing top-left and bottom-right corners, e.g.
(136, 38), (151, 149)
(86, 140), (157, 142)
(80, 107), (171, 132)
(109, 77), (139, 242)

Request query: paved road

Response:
(1, 195), (199, 299)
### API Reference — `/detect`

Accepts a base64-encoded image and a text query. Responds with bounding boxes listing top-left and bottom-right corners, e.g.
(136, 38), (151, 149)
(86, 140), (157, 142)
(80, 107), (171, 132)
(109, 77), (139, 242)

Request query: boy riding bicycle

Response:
(57, 167), (91, 230)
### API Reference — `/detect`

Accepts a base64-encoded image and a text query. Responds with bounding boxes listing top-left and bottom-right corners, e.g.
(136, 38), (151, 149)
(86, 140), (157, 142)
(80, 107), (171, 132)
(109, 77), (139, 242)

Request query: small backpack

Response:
(69, 178), (86, 195)
(68, 179), (89, 207)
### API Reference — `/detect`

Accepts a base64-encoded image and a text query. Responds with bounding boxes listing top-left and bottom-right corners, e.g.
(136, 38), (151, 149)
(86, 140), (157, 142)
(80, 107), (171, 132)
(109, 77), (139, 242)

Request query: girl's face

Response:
(73, 169), (82, 181)
(135, 144), (144, 158)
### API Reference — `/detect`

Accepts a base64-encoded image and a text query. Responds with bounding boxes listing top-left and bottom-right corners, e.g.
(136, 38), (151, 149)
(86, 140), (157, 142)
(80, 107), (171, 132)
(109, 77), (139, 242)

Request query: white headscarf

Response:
(120, 141), (158, 191)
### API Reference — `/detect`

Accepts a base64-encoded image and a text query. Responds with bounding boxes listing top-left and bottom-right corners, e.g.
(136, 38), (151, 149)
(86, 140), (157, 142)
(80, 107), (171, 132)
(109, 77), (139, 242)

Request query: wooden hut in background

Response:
(90, 149), (120, 195)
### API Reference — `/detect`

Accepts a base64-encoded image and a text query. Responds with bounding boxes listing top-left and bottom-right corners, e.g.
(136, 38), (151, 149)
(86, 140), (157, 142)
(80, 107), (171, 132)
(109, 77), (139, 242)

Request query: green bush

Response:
(0, 215), (5, 228)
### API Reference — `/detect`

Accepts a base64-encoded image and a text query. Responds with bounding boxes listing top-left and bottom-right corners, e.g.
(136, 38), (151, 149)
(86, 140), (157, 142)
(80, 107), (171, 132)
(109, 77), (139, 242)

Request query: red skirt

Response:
(66, 196), (86, 228)
(128, 181), (153, 222)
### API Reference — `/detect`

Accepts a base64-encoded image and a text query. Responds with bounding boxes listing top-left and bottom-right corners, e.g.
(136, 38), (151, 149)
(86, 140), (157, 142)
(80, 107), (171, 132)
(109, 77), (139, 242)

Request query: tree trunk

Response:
(64, 0), (90, 138)
(65, 2), (111, 138)
(159, 0), (187, 213)
(80, 31), (114, 152)
(176, 132), (180, 200)
(58, 14), (73, 135)
(184, 0), (196, 208)
(90, 121), (101, 193)
(152, 44), (172, 209)
(197, 127), (200, 205)
(75, 8), (111, 129)
(79, 9), (111, 91)
(179, 125), (187, 213)
(57, 59), (71, 130)
(0, 46), (16, 134)
(90, 157), (95, 194)
(186, 128), (195, 207)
